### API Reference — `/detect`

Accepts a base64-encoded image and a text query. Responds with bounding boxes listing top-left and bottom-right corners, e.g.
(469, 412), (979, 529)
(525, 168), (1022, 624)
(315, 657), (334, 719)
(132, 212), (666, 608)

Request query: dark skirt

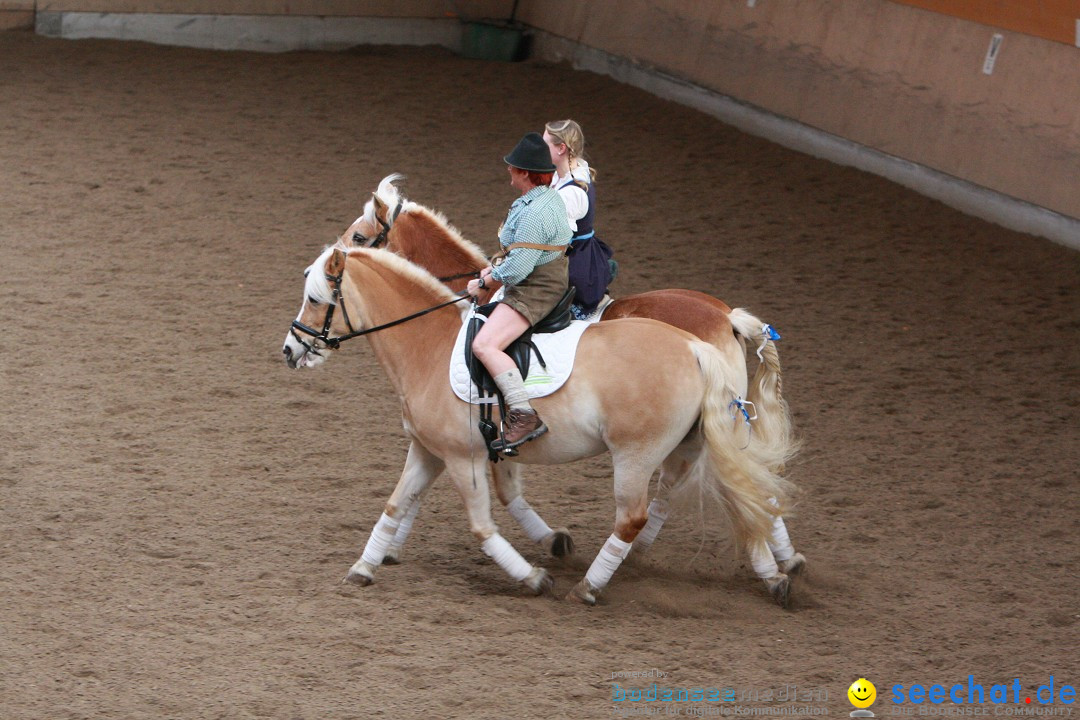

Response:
(567, 235), (615, 312)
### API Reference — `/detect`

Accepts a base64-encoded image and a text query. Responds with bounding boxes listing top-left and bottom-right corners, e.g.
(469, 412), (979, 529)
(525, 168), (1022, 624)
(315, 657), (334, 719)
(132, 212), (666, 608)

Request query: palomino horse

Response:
(340, 174), (804, 583)
(283, 245), (797, 604)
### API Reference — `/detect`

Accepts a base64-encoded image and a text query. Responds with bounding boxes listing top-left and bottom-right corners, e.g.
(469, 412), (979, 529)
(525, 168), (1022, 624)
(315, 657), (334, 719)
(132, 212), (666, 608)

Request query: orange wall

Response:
(889, 0), (1080, 45)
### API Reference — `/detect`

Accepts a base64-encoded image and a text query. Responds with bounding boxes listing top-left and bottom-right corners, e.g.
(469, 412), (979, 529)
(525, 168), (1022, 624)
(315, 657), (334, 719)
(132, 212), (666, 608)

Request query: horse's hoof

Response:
(779, 553), (805, 577)
(382, 547), (401, 565)
(566, 579), (598, 606)
(547, 528), (575, 558)
(765, 573), (790, 609)
(523, 567), (554, 596)
(343, 561), (376, 586)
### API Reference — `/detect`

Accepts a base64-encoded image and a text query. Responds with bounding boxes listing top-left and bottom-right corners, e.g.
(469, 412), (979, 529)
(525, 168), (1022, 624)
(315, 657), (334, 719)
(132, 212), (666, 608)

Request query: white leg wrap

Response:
(481, 532), (533, 582)
(633, 499), (670, 551)
(585, 534), (632, 590)
(360, 512), (400, 566)
(506, 496), (553, 543)
(765, 497), (795, 562)
(749, 539), (779, 579)
(388, 501), (421, 551)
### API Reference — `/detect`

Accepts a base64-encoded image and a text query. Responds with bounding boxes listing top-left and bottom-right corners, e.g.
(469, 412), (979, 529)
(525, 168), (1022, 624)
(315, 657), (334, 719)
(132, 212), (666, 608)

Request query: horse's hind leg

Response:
(345, 439), (444, 585)
(630, 444), (697, 555)
(766, 498), (805, 577)
(567, 455), (654, 605)
(494, 461), (574, 558)
(747, 502), (804, 608)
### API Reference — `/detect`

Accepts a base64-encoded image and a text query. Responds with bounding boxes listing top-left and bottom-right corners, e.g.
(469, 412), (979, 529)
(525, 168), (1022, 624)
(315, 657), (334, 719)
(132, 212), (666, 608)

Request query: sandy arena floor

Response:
(1, 31), (1078, 719)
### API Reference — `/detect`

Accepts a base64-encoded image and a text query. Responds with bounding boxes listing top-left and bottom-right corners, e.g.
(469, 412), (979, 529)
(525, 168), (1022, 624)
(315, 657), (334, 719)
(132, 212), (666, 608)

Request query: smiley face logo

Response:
(848, 678), (877, 709)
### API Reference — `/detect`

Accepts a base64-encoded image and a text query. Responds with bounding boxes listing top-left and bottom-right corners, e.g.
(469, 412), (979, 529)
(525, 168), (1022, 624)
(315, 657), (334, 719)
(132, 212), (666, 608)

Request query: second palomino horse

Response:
(284, 245), (799, 605)
(342, 175), (805, 589)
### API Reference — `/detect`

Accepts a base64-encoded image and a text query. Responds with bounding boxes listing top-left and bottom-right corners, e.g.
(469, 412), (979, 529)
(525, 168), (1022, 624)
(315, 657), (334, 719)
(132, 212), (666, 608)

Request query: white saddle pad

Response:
(450, 313), (593, 405)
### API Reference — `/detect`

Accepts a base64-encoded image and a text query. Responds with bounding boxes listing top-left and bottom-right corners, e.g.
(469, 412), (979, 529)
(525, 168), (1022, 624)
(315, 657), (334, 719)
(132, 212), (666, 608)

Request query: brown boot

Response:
(491, 408), (548, 452)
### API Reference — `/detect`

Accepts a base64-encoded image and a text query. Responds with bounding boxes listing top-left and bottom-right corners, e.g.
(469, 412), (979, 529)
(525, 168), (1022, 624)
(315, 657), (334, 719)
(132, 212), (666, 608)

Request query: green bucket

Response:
(461, 21), (528, 62)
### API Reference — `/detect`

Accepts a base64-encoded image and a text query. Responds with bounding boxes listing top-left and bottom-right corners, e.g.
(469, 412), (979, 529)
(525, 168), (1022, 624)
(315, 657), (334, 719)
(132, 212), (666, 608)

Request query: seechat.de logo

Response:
(849, 678), (877, 718)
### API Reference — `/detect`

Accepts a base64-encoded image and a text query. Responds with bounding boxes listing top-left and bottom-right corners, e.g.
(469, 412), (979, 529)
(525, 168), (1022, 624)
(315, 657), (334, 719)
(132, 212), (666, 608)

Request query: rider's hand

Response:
(467, 278), (483, 297)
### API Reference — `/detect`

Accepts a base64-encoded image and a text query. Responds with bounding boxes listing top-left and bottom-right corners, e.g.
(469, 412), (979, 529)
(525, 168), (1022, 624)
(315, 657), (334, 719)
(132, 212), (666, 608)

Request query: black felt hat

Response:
(503, 132), (556, 173)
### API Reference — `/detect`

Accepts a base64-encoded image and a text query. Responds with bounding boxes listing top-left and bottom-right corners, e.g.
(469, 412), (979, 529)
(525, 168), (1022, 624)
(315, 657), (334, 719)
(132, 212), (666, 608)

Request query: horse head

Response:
(340, 175), (488, 295)
(342, 173), (406, 249)
(282, 246), (350, 369)
(283, 242), (470, 370)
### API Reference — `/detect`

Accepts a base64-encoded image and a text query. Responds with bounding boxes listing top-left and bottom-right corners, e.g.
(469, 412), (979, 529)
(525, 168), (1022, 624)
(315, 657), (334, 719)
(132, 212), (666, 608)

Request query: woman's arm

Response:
(557, 184), (588, 226)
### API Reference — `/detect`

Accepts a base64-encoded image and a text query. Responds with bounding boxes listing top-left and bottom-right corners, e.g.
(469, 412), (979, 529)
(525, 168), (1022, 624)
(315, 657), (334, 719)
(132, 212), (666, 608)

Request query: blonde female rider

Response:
(542, 119), (616, 319)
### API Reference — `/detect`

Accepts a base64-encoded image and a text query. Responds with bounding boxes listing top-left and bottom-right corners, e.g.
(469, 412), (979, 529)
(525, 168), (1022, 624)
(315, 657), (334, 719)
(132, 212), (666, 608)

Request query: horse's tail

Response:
(676, 340), (795, 551)
(727, 308), (800, 473)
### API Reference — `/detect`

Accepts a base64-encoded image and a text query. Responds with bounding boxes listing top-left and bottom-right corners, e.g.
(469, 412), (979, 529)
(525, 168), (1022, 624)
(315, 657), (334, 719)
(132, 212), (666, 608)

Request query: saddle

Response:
(463, 286), (575, 392)
(463, 286), (576, 459)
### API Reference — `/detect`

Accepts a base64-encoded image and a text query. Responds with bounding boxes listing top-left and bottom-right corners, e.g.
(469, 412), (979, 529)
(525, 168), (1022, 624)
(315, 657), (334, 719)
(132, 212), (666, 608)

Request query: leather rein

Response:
(289, 263), (471, 355)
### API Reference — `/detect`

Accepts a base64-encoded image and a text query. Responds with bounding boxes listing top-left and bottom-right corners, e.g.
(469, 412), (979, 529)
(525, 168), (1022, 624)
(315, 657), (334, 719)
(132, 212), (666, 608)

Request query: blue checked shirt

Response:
(490, 185), (572, 286)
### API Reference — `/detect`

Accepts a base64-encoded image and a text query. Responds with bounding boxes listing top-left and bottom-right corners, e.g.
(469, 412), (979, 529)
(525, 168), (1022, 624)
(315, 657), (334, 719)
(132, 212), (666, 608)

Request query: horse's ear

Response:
(327, 247), (346, 276)
(372, 192), (388, 220)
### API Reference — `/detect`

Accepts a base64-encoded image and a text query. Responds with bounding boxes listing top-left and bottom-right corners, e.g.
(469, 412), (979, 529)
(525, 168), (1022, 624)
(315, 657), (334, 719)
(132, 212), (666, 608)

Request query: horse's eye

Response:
(307, 295), (320, 306)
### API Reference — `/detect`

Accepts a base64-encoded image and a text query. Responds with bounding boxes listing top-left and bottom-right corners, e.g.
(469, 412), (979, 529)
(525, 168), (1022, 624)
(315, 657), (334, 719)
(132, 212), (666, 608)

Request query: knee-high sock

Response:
(493, 368), (532, 411)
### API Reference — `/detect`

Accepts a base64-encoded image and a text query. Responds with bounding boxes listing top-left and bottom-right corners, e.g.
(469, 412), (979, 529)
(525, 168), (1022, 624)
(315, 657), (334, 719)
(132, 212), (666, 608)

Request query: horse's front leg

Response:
(381, 482), (426, 565)
(446, 456), (553, 596)
(345, 439), (444, 586)
(494, 461), (574, 558)
(383, 459), (575, 564)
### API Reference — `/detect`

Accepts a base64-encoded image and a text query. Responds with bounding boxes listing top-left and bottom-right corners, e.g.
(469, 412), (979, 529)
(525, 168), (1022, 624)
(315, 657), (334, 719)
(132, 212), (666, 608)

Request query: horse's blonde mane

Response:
(358, 173), (405, 231)
(303, 246), (337, 305)
(364, 173), (488, 268)
(349, 246), (459, 302)
(303, 244), (459, 307)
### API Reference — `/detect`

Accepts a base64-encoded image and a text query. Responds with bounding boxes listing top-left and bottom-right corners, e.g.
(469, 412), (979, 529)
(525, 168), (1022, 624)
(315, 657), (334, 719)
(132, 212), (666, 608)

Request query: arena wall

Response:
(12, 0), (1080, 246)
(518, 0), (1080, 246)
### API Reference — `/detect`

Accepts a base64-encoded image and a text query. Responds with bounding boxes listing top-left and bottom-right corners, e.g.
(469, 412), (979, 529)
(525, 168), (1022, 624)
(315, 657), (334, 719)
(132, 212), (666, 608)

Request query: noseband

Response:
(290, 264), (471, 354)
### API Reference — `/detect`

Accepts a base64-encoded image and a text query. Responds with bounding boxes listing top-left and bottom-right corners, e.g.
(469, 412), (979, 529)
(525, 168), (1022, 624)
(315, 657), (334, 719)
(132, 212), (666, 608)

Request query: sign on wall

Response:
(889, 0), (1080, 47)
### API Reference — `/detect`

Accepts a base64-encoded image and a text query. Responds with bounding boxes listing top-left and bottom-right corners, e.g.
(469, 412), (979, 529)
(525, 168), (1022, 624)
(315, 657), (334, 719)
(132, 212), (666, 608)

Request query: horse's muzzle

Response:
(283, 345), (300, 369)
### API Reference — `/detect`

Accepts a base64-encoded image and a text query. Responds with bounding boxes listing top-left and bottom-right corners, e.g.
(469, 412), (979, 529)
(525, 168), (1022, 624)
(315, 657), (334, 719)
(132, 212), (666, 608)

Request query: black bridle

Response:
(352, 200), (402, 249)
(350, 200), (481, 285)
(289, 265), (471, 354)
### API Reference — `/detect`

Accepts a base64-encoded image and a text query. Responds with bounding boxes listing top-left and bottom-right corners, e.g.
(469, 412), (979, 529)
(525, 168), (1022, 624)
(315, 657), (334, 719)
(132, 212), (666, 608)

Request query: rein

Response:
(351, 200), (481, 284)
(436, 269), (482, 283)
(290, 266), (470, 353)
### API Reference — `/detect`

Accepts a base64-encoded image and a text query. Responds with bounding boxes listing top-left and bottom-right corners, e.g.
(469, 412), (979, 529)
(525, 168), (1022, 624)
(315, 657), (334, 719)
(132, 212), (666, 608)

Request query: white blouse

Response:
(550, 160), (591, 232)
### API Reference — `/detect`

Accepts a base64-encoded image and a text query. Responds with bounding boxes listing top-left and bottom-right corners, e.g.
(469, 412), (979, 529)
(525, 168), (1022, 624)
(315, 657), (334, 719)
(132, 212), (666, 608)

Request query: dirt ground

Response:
(1, 31), (1078, 719)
